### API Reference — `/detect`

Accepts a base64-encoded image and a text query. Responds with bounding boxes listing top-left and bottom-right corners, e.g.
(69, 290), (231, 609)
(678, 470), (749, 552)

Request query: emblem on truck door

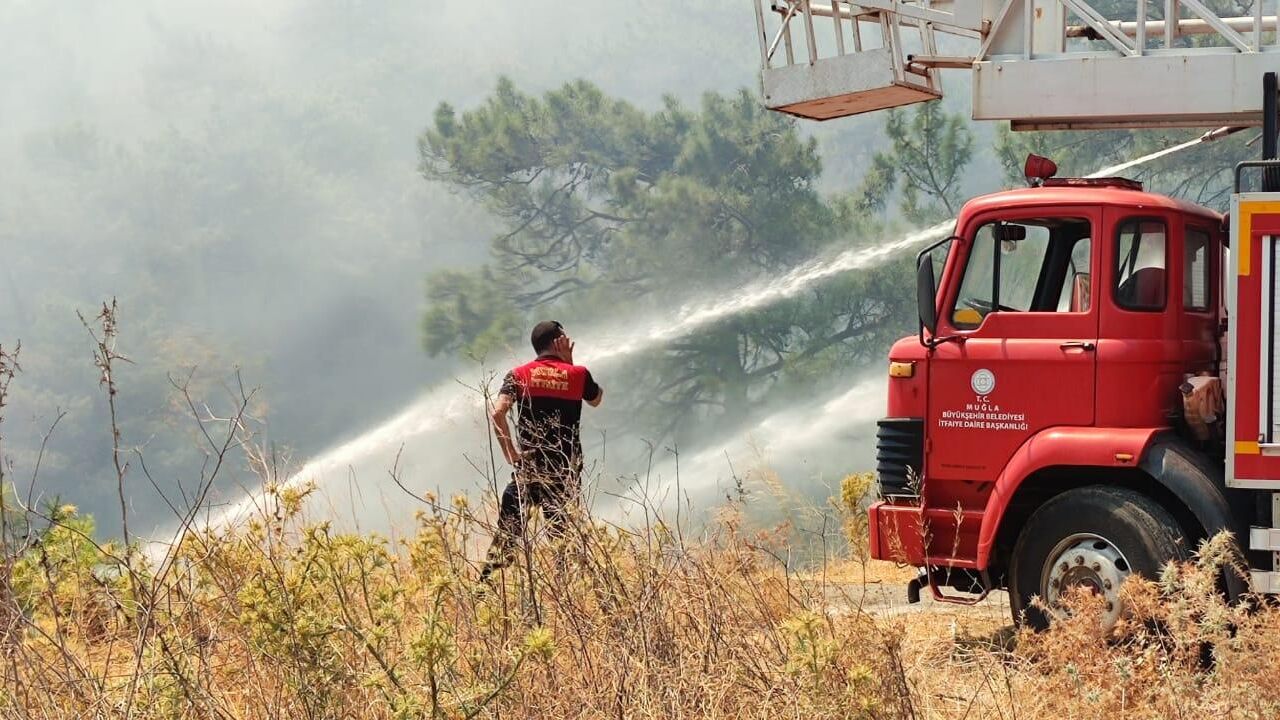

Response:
(971, 369), (996, 395)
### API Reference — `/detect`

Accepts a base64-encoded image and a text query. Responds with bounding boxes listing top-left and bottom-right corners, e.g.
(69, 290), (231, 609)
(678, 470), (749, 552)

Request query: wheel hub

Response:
(1042, 533), (1132, 628)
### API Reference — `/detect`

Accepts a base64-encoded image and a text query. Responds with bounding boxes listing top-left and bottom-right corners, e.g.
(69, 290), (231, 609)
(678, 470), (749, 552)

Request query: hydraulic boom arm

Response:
(754, 0), (1280, 129)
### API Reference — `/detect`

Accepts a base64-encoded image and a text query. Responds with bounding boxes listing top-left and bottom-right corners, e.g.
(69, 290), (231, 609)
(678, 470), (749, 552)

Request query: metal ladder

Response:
(752, 0), (1280, 128)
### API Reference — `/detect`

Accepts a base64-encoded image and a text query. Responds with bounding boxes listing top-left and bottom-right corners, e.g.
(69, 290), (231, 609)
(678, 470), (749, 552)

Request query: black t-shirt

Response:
(501, 355), (601, 474)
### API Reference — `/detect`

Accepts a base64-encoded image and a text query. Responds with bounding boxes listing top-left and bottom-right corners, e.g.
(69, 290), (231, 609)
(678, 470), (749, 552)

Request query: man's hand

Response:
(553, 334), (575, 364)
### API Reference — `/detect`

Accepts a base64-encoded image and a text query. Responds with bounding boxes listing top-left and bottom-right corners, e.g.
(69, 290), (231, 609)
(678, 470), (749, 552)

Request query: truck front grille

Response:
(876, 418), (923, 498)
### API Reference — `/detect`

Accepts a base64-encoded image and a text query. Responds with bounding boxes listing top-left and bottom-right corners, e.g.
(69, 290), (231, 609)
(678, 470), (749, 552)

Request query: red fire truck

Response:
(869, 158), (1275, 626)
(750, 0), (1280, 624)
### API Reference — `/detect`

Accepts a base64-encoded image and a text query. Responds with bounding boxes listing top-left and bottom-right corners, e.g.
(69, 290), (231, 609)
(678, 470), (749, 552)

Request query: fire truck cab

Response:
(867, 164), (1280, 626)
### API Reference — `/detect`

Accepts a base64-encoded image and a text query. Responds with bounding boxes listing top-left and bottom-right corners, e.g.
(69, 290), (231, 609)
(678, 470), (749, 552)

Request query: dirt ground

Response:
(820, 560), (1015, 648)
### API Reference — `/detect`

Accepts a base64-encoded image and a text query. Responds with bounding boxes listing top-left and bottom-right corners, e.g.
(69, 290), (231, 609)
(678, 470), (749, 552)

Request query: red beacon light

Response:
(1023, 153), (1145, 191)
(1023, 154), (1058, 187)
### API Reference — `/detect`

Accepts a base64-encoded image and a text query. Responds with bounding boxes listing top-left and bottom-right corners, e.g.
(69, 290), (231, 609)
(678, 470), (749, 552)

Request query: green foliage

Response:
(421, 267), (523, 359)
(419, 79), (915, 436)
(858, 103), (974, 223)
(421, 80), (833, 303)
(839, 472), (875, 562)
(10, 502), (102, 615)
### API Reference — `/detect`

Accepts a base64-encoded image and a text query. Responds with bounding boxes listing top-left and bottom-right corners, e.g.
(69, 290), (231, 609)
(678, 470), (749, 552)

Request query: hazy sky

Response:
(0, 1), (988, 533)
(0, 1), (836, 528)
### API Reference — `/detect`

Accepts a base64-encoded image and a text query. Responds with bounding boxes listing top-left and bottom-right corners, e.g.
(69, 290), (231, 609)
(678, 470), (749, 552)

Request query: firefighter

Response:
(479, 321), (604, 581)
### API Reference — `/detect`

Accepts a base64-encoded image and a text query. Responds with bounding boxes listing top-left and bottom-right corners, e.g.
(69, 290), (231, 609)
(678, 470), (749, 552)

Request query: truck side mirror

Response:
(994, 222), (1027, 243)
(917, 257), (938, 338)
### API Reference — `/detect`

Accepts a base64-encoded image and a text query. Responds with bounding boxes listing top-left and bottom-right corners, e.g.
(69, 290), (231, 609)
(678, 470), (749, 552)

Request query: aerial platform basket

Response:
(762, 48), (940, 119)
(754, 0), (1280, 129)
(753, 0), (970, 120)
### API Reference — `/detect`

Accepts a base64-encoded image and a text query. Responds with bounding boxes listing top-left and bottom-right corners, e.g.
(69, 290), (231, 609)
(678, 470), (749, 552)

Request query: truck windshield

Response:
(953, 218), (1092, 329)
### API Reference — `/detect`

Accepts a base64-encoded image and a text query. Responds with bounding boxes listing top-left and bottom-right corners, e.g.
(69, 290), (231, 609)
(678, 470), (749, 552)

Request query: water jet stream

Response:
(586, 139), (1204, 361)
(169, 136), (1210, 546)
(1088, 137), (1205, 178)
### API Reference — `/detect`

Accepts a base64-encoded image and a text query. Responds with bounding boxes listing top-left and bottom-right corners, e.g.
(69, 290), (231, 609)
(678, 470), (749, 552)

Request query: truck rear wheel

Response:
(1008, 485), (1187, 630)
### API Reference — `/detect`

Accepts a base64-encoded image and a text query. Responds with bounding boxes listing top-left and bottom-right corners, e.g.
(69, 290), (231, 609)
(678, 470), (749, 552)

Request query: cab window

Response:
(952, 218), (1093, 329)
(1056, 235), (1093, 313)
(1115, 219), (1167, 311)
(1184, 227), (1211, 312)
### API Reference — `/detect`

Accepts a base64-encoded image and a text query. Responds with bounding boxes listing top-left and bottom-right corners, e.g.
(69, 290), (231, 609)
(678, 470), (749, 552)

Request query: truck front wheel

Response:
(1008, 485), (1188, 630)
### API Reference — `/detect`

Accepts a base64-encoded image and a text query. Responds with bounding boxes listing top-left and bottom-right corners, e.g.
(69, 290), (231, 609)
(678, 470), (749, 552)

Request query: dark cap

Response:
(530, 320), (565, 354)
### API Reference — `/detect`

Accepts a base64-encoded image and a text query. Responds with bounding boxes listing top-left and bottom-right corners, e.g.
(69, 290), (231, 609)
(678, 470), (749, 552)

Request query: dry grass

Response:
(4, 474), (1280, 719)
(6, 322), (1280, 719)
(3, 480), (916, 719)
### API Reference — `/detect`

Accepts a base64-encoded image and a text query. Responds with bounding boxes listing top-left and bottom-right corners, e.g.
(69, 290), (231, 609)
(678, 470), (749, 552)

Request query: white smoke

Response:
(155, 134), (1211, 552)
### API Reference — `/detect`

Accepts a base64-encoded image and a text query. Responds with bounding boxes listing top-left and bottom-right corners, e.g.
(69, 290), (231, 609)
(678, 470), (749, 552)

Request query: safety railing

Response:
(751, 0), (1280, 124)
(752, 0), (985, 117)
(982, 0), (1280, 59)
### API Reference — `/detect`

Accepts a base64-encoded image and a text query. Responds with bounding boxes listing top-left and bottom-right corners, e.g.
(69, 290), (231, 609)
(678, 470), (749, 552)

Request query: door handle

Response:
(1059, 341), (1096, 351)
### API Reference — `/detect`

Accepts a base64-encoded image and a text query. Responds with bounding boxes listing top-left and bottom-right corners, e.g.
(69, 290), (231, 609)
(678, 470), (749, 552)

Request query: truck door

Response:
(927, 214), (1099, 504)
(1095, 212), (1184, 427)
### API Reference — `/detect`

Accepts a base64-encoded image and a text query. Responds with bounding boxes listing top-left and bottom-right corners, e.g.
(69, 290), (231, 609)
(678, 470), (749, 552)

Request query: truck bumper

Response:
(868, 500), (927, 566)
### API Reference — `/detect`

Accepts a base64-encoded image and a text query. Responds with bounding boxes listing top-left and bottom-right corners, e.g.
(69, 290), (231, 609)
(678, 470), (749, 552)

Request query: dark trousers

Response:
(479, 469), (579, 580)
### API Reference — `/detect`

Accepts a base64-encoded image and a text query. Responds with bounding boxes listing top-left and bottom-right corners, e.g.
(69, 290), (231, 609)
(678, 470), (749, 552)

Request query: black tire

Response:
(1008, 485), (1188, 630)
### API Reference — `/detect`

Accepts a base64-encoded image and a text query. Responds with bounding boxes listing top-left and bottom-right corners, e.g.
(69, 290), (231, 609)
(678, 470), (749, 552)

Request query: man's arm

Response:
(583, 371), (604, 407)
(490, 392), (520, 466)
